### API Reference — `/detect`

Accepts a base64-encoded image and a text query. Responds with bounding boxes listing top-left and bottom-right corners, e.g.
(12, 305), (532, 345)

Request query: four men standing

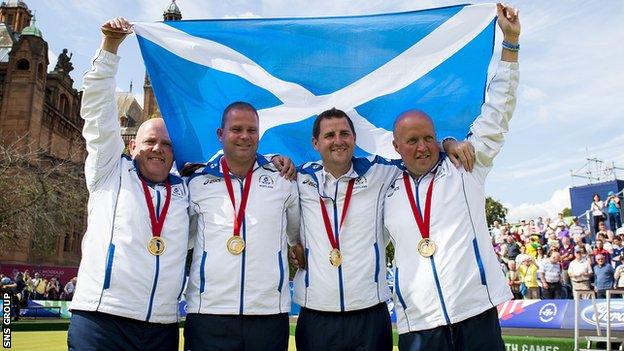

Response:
(70, 3), (521, 350)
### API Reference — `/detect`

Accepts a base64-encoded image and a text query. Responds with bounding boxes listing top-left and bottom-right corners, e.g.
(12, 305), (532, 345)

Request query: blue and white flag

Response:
(133, 4), (497, 167)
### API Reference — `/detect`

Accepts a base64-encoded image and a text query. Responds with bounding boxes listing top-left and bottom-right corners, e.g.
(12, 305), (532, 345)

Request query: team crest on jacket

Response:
(354, 176), (367, 189)
(259, 174), (275, 188)
(172, 184), (186, 198)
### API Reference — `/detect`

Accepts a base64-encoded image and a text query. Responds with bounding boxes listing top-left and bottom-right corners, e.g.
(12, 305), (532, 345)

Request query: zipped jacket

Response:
(185, 155), (300, 315)
(293, 157), (401, 311)
(384, 61), (518, 333)
(70, 50), (190, 323)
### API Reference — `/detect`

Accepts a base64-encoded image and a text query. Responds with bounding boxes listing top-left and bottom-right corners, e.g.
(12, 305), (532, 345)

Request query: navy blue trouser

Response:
(184, 312), (289, 351)
(67, 310), (179, 351)
(398, 307), (504, 351)
(295, 302), (393, 351)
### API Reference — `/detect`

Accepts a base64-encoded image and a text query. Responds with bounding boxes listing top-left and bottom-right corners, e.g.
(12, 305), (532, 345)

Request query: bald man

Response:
(68, 18), (189, 351)
(384, 4), (520, 350)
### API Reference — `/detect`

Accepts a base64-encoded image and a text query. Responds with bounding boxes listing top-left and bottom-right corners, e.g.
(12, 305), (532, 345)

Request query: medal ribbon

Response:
(140, 178), (172, 238)
(319, 179), (355, 250)
(402, 171), (435, 239)
(221, 157), (254, 237)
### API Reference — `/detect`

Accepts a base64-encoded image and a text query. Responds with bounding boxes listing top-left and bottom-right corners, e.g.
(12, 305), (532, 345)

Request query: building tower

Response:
(0, 13), (48, 150)
(143, 0), (182, 120)
(0, 0), (32, 34)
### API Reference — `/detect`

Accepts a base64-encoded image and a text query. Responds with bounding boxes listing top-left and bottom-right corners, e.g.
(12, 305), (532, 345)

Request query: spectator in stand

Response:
(519, 220), (530, 241)
(539, 251), (563, 299)
(12, 272), (26, 319)
(528, 220), (540, 236)
(543, 228), (555, 246)
(591, 194), (606, 235)
(537, 217), (545, 235)
(509, 226), (521, 242)
(597, 222), (615, 243)
(519, 257), (540, 299)
(0, 276), (18, 320)
(593, 239), (611, 264)
(491, 220), (502, 240)
(506, 261), (522, 300)
(515, 245), (530, 266)
(606, 191), (622, 231)
(612, 237), (624, 268)
(574, 235), (592, 256)
(568, 246), (593, 292)
(494, 226), (508, 248)
(559, 237), (574, 285)
(546, 232), (560, 253)
(32, 273), (47, 300)
(525, 235), (541, 258)
(22, 271), (32, 302)
(45, 277), (61, 300)
(569, 217), (587, 243)
(593, 254), (614, 298)
(535, 247), (547, 266)
(63, 277), (77, 301)
(505, 235), (521, 262)
(557, 222), (570, 240)
(614, 261), (624, 288)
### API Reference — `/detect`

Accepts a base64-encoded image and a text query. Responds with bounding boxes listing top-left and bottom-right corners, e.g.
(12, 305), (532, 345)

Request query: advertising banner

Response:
(498, 299), (624, 331)
(0, 263), (78, 285)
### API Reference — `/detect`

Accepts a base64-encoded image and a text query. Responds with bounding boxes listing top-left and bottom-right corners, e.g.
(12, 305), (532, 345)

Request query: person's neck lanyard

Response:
(403, 171), (437, 257)
(221, 157), (253, 255)
(140, 178), (171, 256)
(319, 178), (355, 267)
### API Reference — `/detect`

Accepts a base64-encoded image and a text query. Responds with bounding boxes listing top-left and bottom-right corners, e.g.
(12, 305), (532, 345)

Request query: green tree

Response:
(485, 196), (508, 226)
(561, 207), (572, 217)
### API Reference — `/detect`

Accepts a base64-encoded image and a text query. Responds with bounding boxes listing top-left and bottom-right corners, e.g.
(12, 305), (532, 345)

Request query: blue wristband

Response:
(502, 41), (520, 52)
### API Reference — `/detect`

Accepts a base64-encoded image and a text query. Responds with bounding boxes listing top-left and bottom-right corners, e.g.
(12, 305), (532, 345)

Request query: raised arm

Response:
(81, 18), (132, 190)
(467, 3), (520, 181)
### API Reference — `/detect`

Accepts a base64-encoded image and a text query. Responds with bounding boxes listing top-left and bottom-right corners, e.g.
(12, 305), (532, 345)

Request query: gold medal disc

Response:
(329, 248), (343, 267)
(147, 236), (166, 256)
(227, 236), (246, 255)
(417, 238), (436, 258)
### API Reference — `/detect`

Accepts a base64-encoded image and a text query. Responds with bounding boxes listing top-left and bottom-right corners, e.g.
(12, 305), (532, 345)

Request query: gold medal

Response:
(417, 238), (436, 257)
(147, 236), (166, 256)
(227, 235), (245, 255)
(329, 248), (343, 267)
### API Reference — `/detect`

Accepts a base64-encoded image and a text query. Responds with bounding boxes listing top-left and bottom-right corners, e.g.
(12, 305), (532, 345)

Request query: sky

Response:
(29, 0), (624, 221)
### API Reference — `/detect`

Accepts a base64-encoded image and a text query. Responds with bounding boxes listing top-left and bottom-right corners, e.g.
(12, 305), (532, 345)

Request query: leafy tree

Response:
(561, 207), (573, 217)
(486, 196), (508, 226)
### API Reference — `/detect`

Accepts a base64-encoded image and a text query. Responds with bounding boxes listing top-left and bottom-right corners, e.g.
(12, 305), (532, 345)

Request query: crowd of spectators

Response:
(0, 270), (77, 320)
(493, 194), (623, 300)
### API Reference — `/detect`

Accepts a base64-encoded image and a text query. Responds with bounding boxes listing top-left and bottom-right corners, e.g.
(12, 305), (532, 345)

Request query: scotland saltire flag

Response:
(133, 4), (497, 167)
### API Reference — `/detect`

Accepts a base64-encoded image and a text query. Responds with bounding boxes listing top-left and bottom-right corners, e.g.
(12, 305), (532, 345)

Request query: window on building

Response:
(16, 58), (30, 70)
(38, 63), (45, 80)
(59, 94), (70, 116)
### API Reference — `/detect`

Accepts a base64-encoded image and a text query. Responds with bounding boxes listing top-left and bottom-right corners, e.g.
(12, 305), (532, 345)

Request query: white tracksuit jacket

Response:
(70, 50), (190, 324)
(384, 61), (519, 334)
(185, 154), (300, 314)
(293, 157), (402, 312)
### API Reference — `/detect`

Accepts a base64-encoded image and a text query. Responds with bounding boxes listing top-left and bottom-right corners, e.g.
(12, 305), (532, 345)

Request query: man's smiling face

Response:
(129, 118), (174, 183)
